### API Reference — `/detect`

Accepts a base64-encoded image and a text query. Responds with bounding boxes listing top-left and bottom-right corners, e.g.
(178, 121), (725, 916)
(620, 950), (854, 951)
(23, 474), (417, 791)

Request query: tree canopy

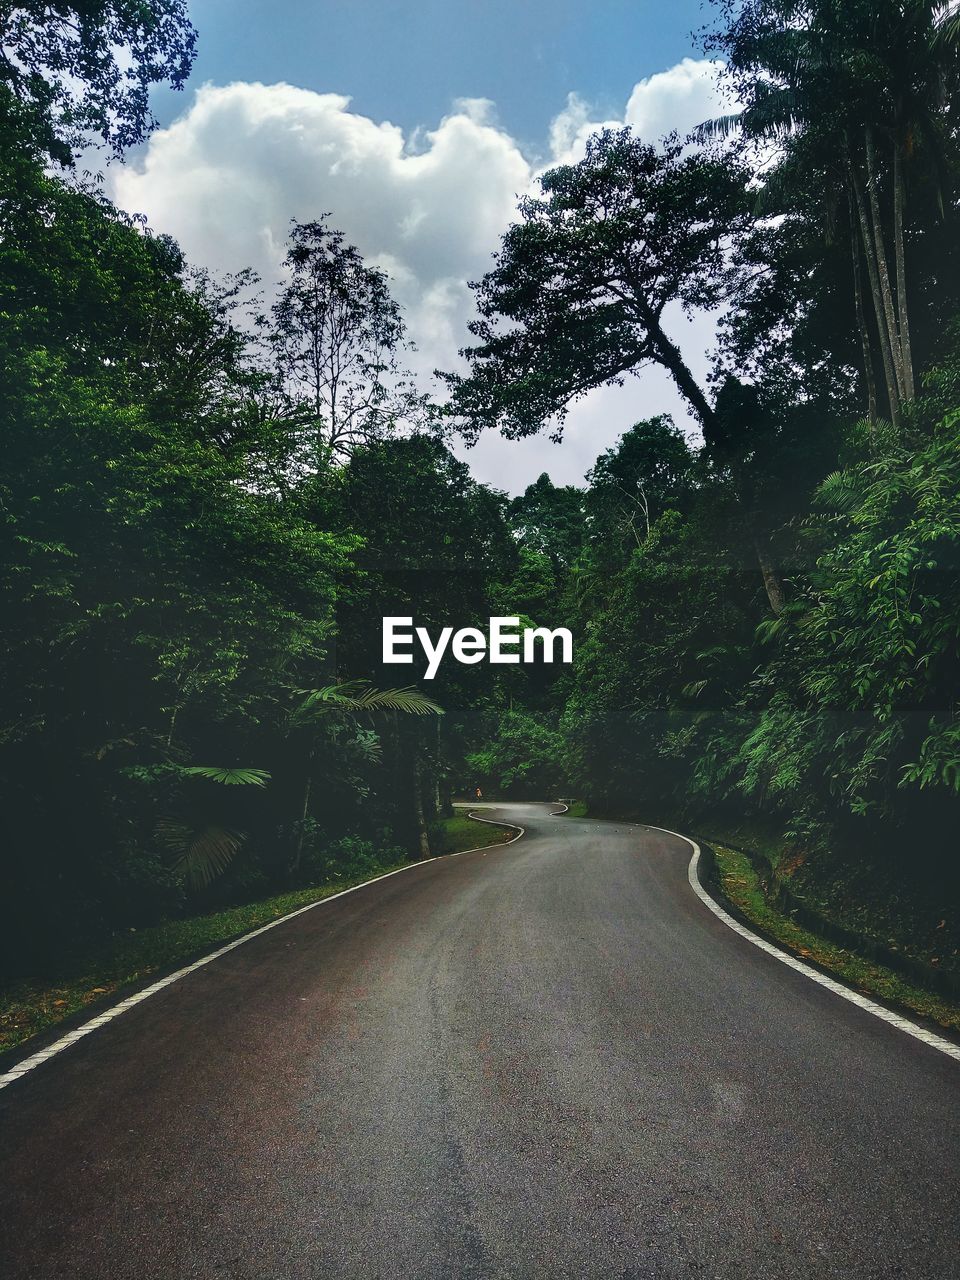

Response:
(444, 131), (751, 442)
(0, 0), (197, 162)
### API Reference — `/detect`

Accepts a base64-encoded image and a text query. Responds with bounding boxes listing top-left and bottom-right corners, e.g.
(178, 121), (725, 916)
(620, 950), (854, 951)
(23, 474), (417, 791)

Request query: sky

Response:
(111, 0), (732, 494)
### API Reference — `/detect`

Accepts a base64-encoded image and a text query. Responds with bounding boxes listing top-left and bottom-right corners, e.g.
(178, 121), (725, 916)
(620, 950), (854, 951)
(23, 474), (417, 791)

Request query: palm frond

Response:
(156, 820), (246, 890)
(697, 83), (809, 147)
(345, 685), (444, 716)
(291, 681), (443, 725)
(682, 679), (710, 698)
(934, 6), (960, 52)
(180, 766), (272, 787)
(740, 86), (808, 139)
(755, 615), (789, 644)
(816, 470), (861, 513)
(692, 111), (744, 143)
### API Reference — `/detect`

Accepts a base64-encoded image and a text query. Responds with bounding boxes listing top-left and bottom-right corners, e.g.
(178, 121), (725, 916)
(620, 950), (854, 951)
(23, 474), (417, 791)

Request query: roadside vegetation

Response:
(439, 811), (519, 855)
(712, 842), (960, 1035)
(2, 0), (960, 1039)
(561, 801), (590, 819)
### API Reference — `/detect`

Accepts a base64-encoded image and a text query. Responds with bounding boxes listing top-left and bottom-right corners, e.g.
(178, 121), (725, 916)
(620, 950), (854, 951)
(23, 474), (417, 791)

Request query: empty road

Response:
(1, 803), (958, 1278)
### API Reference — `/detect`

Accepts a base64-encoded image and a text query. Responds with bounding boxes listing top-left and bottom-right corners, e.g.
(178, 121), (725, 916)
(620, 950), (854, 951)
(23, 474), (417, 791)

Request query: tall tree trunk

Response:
(412, 751), (432, 861)
(893, 138), (915, 401)
(292, 768), (312, 876)
(433, 716), (442, 815)
(864, 126), (906, 401)
(641, 303), (788, 617)
(644, 312), (717, 431)
(753, 534), (786, 617)
(849, 197), (878, 426)
(850, 160), (901, 425)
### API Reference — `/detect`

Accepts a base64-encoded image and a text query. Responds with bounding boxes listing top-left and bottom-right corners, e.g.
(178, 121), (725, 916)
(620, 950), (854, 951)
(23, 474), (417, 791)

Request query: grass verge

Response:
(561, 800), (589, 818)
(0, 812), (516, 1058)
(712, 842), (960, 1035)
(442, 810), (519, 854)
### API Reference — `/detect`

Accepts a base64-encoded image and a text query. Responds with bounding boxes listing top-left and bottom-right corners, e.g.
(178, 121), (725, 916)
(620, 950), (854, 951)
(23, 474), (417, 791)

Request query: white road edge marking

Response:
(643, 822), (960, 1065)
(0, 816), (525, 1093)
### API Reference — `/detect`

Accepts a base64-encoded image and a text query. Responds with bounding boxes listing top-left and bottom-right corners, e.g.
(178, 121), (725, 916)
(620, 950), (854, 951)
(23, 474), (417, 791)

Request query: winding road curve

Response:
(1, 803), (958, 1278)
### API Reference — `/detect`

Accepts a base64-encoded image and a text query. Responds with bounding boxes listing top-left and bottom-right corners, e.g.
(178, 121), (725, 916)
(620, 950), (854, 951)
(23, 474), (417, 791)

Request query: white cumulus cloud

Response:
(548, 58), (735, 166)
(626, 57), (736, 144)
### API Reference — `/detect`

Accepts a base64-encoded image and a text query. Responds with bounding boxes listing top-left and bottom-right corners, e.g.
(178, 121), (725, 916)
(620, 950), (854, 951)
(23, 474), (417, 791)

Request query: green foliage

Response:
(268, 220), (427, 468)
(434, 814), (515, 856)
(585, 417), (694, 563)
(793, 410), (960, 806)
(444, 130), (751, 441)
(468, 708), (568, 796)
(180, 767), (272, 787)
(0, 125), (452, 964)
(706, 0), (960, 424)
(155, 821), (247, 891)
(0, 2), (196, 162)
(291, 682), (444, 725)
(0, 848), (413, 1054)
(509, 474), (586, 571)
(712, 841), (960, 1033)
(299, 834), (407, 886)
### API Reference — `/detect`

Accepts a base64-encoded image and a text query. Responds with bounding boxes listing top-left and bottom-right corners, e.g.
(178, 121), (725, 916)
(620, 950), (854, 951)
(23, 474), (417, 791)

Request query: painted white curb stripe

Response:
(0, 817), (524, 1094)
(642, 823), (960, 1065)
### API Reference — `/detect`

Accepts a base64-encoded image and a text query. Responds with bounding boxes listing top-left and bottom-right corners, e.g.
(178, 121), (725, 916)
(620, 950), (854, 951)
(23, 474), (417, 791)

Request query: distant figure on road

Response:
(475, 786), (483, 801)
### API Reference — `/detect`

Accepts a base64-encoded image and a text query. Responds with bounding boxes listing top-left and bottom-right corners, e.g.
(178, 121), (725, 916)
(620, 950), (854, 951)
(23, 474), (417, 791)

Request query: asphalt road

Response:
(1, 803), (958, 1279)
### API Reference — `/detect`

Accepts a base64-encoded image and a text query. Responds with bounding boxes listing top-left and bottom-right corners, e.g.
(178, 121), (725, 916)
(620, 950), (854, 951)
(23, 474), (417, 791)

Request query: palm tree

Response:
(287, 680), (443, 870)
(699, 0), (960, 424)
(155, 767), (272, 891)
(870, 1), (960, 401)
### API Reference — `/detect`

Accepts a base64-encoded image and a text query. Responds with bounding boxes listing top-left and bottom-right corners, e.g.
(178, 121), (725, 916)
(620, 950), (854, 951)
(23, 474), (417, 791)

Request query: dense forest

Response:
(2, 0), (960, 979)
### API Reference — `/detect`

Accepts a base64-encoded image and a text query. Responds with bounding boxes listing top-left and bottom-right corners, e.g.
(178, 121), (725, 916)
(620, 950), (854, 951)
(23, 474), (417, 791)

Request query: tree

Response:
(316, 434), (516, 679)
(584, 417), (693, 560)
(702, 0), (960, 422)
(442, 129), (807, 610)
(467, 708), (567, 797)
(701, 404), (960, 837)
(270, 221), (425, 469)
(0, 141), (353, 961)
(0, 0), (196, 162)
(443, 130), (751, 443)
(562, 488), (756, 814)
(509, 474), (586, 575)
(288, 682), (443, 866)
(312, 434), (517, 827)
